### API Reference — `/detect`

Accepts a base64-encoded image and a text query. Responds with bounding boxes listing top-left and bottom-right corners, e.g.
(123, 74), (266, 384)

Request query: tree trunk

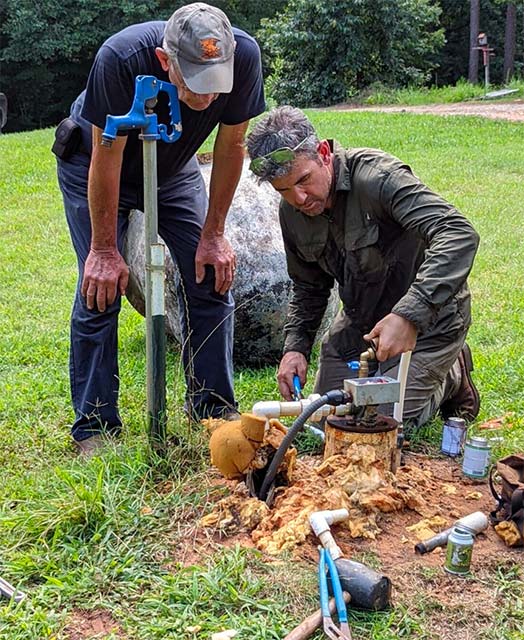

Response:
(503, 2), (517, 83)
(468, 0), (480, 83)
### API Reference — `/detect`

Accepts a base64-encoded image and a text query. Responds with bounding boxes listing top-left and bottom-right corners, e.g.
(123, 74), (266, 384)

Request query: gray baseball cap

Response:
(163, 3), (235, 94)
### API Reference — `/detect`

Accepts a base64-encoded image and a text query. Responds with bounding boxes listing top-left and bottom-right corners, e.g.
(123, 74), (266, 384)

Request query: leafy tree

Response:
(1, 0), (168, 132)
(212, 0), (287, 36)
(0, 0), (283, 132)
(259, 0), (444, 107)
(438, 0), (522, 86)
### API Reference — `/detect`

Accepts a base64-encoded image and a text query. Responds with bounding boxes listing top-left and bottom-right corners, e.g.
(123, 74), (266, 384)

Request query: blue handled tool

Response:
(292, 374), (303, 401)
(102, 76), (182, 455)
(319, 547), (352, 640)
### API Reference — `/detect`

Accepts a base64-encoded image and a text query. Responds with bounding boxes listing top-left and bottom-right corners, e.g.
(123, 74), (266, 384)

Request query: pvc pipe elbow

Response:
(252, 400), (283, 418)
(309, 509), (349, 535)
(309, 510), (349, 561)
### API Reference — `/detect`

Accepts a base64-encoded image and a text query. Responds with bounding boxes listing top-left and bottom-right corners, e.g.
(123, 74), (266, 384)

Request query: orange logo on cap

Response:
(200, 38), (221, 59)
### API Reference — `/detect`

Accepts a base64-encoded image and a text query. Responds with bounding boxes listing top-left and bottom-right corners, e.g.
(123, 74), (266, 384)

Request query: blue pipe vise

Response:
(101, 75), (182, 146)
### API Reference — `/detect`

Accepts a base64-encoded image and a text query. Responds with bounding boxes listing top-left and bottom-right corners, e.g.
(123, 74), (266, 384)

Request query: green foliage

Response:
(259, 0), (444, 107)
(0, 0), (165, 132)
(0, 0), (283, 133)
(212, 0), (287, 36)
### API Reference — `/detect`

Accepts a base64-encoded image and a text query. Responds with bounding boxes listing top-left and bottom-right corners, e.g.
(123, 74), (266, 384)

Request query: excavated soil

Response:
(62, 447), (521, 640)
(193, 444), (522, 640)
(200, 451), (512, 568)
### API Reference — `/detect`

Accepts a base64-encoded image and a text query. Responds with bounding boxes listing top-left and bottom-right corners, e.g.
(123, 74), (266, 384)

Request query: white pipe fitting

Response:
(309, 509), (349, 560)
(252, 395), (351, 421)
(393, 351), (412, 423)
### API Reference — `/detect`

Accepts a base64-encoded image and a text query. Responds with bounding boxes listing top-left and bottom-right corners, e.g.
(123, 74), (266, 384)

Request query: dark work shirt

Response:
(72, 21), (265, 185)
(280, 142), (480, 358)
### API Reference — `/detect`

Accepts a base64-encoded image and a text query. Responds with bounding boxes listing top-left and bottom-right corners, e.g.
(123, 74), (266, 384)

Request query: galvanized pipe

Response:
(143, 138), (166, 453)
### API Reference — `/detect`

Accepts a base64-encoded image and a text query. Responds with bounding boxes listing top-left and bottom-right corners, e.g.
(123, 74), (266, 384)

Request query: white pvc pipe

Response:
(309, 509), (349, 560)
(393, 351), (412, 423)
(252, 396), (351, 421)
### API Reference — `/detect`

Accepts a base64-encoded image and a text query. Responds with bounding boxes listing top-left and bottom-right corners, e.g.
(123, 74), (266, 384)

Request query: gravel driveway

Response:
(330, 99), (524, 122)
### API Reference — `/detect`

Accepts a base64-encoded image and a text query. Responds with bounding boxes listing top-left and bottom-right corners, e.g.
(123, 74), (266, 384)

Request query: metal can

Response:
(462, 436), (491, 479)
(441, 416), (467, 457)
(445, 527), (474, 575)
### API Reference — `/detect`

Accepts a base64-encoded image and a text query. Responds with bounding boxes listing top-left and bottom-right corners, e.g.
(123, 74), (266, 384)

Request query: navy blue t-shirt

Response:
(74, 21), (265, 185)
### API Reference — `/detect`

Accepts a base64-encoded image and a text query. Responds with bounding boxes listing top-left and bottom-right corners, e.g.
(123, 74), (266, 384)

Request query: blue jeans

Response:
(57, 153), (236, 441)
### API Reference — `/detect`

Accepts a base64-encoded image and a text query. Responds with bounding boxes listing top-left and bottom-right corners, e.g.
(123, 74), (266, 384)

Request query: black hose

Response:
(258, 389), (350, 502)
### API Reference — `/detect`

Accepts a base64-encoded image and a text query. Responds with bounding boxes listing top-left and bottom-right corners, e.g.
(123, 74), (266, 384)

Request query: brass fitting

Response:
(359, 343), (377, 378)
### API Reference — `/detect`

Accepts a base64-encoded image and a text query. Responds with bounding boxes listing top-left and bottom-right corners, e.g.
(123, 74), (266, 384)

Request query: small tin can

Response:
(445, 527), (474, 575)
(441, 416), (467, 457)
(462, 436), (491, 479)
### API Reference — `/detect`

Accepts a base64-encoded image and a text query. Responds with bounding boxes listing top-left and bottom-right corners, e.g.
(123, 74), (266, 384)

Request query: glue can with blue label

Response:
(441, 417), (467, 457)
(462, 436), (491, 479)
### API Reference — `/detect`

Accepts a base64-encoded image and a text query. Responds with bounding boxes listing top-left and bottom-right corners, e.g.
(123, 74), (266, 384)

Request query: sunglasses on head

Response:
(249, 136), (313, 176)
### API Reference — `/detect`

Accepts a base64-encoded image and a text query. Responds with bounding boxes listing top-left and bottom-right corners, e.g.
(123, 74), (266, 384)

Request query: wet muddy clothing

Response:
(279, 141), (479, 426)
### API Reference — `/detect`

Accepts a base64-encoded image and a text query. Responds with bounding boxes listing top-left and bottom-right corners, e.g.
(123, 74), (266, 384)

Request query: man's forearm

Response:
(87, 127), (126, 249)
(205, 122), (248, 235)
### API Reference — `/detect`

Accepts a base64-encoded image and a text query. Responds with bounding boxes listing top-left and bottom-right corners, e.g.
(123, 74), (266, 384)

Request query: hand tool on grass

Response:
(319, 547), (352, 640)
(283, 591), (351, 640)
(0, 576), (26, 603)
(101, 75), (182, 455)
(309, 509), (391, 610)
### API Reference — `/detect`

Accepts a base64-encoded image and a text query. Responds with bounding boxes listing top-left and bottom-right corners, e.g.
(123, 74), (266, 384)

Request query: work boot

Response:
(75, 434), (106, 459)
(441, 343), (481, 422)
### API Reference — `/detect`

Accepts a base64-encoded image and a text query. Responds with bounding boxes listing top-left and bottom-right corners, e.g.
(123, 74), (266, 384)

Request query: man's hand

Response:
(81, 247), (129, 312)
(195, 231), (237, 295)
(363, 313), (417, 361)
(277, 351), (308, 400)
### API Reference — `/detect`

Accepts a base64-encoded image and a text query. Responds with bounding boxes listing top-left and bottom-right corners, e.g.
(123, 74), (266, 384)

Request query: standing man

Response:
(246, 106), (480, 428)
(54, 3), (265, 455)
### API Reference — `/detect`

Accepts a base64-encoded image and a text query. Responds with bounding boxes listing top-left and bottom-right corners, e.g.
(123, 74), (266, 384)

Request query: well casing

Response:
(324, 415), (399, 472)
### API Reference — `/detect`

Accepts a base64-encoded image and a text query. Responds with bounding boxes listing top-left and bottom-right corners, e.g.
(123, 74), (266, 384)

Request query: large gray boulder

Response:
(123, 158), (339, 367)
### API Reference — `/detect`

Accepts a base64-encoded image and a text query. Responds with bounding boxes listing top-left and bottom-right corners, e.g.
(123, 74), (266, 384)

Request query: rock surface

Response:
(123, 159), (339, 367)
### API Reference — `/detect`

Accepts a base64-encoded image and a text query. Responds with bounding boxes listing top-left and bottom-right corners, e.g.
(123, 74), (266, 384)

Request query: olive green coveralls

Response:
(280, 142), (480, 427)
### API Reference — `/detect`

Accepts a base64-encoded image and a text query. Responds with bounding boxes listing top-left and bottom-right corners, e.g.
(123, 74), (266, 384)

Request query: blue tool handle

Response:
(318, 548), (331, 617)
(325, 548), (349, 624)
(293, 375), (302, 401)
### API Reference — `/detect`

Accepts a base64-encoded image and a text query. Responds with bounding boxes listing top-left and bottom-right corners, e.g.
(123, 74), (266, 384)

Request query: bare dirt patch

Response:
(328, 99), (524, 122)
(195, 448), (522, 640)
(62, 608), (124, 639)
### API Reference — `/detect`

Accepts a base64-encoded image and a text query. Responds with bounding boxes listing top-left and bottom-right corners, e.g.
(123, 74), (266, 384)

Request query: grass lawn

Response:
(1, 110), (524, 639)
